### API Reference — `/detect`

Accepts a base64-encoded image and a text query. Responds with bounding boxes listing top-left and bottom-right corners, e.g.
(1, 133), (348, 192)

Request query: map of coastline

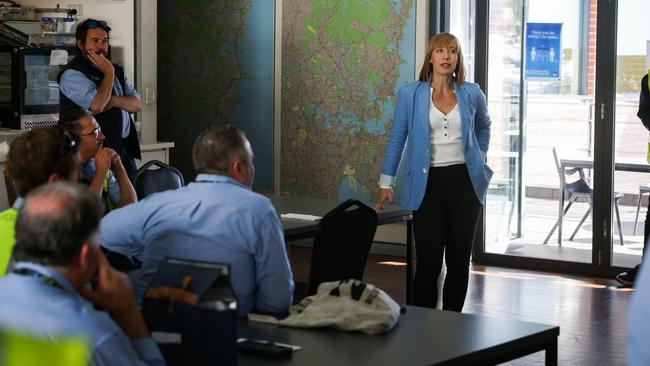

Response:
(281, 0), (416, 203)
(158, 0), (274, 190)
(158, 0), (415, 196)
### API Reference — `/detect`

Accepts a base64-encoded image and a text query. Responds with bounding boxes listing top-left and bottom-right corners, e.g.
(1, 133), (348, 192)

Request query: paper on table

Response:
(281, 213), (321, 221)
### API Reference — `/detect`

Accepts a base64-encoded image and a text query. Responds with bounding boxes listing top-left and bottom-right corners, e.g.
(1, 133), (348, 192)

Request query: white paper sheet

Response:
(281, 213), (321, 221)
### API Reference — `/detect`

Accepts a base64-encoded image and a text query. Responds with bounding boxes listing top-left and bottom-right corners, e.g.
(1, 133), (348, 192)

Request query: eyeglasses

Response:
(86, 19), (108, 29)
(81, 126), (101, 139)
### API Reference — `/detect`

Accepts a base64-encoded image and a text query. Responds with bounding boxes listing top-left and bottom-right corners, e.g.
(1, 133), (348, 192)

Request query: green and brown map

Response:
(158, 0), (415, 195)
(281, 0), (416, 202)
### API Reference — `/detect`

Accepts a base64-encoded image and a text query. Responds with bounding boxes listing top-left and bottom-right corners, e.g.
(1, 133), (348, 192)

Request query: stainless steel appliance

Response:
(0, 45), (77, 129)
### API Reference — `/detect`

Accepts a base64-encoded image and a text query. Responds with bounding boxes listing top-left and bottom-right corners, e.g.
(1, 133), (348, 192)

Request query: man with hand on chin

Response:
(0, 182), (163, 365)
(59, 108), (137, 212)
(59, 18), (142, 177)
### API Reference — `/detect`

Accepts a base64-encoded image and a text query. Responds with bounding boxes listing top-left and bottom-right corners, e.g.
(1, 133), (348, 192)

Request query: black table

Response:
(238, 306), (560, 365)
(268, 195), (414, 303)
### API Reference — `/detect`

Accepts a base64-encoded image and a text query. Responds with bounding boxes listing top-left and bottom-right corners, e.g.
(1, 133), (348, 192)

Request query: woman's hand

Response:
(375, 188), (393, 213)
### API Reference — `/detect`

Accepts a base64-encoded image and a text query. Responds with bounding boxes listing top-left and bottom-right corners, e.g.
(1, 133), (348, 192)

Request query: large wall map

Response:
(280, 0), (416, 203)
(158, 0), (274, 190)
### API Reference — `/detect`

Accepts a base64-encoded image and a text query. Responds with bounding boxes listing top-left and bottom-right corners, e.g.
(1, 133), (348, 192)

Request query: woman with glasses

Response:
(375, 33), (492, 312)
(0, 127), (81, 276)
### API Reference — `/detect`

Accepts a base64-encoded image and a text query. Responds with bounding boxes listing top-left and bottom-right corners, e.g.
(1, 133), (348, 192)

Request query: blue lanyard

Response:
(13, 268), (65, 291)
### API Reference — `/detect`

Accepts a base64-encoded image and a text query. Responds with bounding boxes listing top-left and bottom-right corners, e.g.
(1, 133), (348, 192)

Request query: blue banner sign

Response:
(525, 23), (562, 80)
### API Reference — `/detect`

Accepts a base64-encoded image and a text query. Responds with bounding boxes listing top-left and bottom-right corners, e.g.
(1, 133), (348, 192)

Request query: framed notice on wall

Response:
(525, 23), (562, 80)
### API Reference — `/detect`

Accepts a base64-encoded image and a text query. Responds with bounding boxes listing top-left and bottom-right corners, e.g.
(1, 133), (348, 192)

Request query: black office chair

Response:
(544, 147), (624, 245)
(133, 160), (184, 199)
(298, 199), (378, 299)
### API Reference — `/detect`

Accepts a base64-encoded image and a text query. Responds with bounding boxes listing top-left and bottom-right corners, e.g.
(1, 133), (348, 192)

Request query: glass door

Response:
(611, 1), (650, 272)
(486, 0), (597, 264)
(482, 0), (525, 257)
(451, 0), (619, 271)
(449, 0), (643, 275)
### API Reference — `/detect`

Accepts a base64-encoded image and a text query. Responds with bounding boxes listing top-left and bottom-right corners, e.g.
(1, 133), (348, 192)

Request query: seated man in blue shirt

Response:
(99, 125), (294, 316)
(0, 182), (163, 365)
(59, 108), (137, 212)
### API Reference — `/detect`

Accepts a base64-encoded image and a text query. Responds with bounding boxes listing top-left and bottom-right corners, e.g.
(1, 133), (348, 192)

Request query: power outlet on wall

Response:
(68, 4), (83, 17)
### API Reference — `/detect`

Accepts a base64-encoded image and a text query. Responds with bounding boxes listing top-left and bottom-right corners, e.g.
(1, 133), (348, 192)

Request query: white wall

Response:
(135, 0), (156, 143)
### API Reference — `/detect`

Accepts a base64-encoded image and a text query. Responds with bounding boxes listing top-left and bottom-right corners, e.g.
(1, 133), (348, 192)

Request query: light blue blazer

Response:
(380, 80), (493, 210)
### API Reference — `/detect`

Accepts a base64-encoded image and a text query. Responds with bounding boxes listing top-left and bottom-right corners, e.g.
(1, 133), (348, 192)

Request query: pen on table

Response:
(238, 338), (301, 351)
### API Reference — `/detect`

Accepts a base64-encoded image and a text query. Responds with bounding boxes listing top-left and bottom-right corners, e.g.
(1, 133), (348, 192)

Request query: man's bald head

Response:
(12, 182), (103, 266)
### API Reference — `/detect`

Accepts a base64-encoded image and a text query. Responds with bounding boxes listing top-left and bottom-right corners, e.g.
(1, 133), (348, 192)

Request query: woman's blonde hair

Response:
(418, 32), (465, 85)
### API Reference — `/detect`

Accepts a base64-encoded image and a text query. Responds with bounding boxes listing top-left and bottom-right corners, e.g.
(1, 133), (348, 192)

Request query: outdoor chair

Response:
(294, 199), (378, 301)
(633, 184), (650, 236)
(133, 160), (184, 199)
(543, 147), (625, 245)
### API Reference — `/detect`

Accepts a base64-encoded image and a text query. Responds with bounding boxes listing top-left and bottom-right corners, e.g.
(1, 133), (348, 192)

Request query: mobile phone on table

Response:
(237, 338), (300, 358)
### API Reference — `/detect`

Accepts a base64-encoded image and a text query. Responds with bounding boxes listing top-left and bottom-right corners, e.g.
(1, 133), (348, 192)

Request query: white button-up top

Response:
(429, 87), (465, 167)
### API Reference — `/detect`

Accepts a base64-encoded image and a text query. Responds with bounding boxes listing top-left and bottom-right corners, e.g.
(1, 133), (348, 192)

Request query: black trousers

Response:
(412, 164), (483, 311)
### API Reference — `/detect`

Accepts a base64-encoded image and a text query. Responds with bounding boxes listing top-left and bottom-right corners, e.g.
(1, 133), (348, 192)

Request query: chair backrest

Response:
(552, 146), (591, 196)
(305, 199), (378, 296)
(133, 160), (184, 199)
(551, 146), (562, 177)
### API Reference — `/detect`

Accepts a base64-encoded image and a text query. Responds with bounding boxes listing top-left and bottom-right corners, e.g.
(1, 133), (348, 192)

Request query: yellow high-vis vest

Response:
(0, 208), (18, 276)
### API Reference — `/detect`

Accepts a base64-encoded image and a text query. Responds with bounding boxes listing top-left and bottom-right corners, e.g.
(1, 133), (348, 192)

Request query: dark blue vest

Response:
(58, 56), (141, 160)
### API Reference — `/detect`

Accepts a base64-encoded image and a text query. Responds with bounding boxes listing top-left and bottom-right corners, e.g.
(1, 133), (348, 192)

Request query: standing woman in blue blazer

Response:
(375, 32), (492, 311)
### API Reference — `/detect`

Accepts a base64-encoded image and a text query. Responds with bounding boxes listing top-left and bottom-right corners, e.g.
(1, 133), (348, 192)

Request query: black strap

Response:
(13, 268), (65, 291)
